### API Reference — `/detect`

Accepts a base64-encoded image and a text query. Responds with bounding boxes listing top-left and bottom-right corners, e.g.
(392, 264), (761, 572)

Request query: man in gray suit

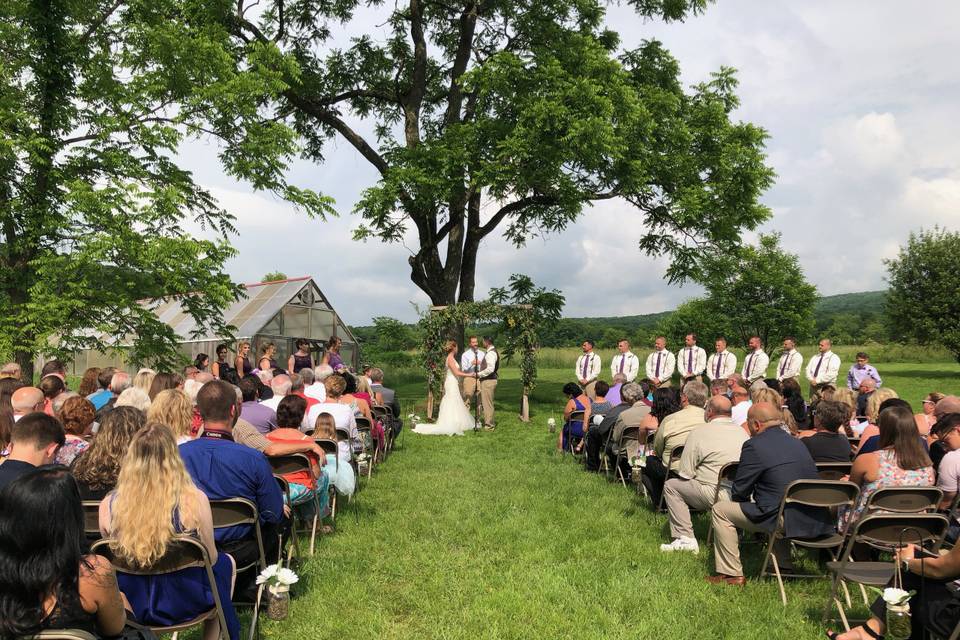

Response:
(369, 367), (402, 437)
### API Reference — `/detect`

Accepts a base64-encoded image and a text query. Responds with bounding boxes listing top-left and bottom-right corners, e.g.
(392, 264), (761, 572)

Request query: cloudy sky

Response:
(180, 0), (960, 326)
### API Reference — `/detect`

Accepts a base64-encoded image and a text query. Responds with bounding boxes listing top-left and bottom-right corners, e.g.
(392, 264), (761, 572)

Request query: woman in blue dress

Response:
(100, 423), (240, 640)
(559, 382), (592, 451)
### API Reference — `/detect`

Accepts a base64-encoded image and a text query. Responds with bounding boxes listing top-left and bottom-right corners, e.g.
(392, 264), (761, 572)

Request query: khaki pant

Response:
(462, 376), (479, 406)
(479, 379), (497, 427)
(664, 477), (716, 540)
(583, 380), (597, 400)
(711, 500), (791, 577)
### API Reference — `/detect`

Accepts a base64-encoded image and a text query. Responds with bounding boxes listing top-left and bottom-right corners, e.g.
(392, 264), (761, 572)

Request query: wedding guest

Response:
(605, 373), (626, 406)
(147, 372), (182, 401)
(369, 368), (401, 436)
(39, 375), (66, 416)
(312, 412), (356, 497)
(321, 336), (347, 373)
(606, 383), (650, 477)
(676, 333), (707, 383)
(610, 339), (640, 382)
(730, 385), (751, 427)
(302, 367), (327, 403)
(855, 387), (899, 442)
(288, 338), (314, 374)
(71, 407), (147, 500)
(645, 336), (676, 388)
(0, 467), (127, 639)
(575, 340), (602, 400)
(78, 367), (101, 397)
(87, 368), (116, 409)
(856, 377), (877, 421)
(780, 377), (808, 428)
(741, 336), (769, 384)
(846, 351), (882, 390)
(132, 368), (156, 395)
(11, 386), (45, 422)
(56, 396), (96, 466)
(584, 388), (635, 472)
(589, 381), (613, 417)
(916, 391), (944, 438)
(147, 389), (195, 444)
(114, 387), (151, 413)
(266, 396), (330, 527)
(306, 375), (359, 446)
(560, 383), (591, 452)
(0, 413), (64, 489)
(775, 337), (803, 382)
(800, 400), (853, 462)
(706, 338), (737, 382)
(643, 382), (707, 505)
(100, 422), (240, 640)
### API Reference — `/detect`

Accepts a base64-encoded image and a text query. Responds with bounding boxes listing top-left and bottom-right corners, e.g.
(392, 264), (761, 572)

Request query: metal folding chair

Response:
(816, 461), (852, 480)
(656, 445), (685, 513)
(314, 438), (340, 522)
(564, 410), (585, 456)
(613, 425), (642, 488)
(706, 461), (740, 546)
(210, 498), (266, 640)
(82, 500), (101, 541)
(269, 454), (323, 556)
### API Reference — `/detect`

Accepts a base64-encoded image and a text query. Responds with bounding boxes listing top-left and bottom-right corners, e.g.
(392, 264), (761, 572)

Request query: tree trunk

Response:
(15, 348), (34, 385)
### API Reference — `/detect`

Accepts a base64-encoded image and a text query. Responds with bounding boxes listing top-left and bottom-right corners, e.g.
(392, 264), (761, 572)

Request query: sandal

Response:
(826, 624), (884, 640)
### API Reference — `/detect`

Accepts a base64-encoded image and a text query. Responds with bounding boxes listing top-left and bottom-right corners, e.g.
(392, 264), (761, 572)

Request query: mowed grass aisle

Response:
(267, 363), (960, 640)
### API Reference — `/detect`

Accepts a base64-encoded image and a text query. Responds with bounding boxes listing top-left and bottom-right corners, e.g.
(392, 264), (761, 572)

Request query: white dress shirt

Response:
(741, 349), (770, 382)
(477, 349), (499, 378)
(731, 400), (752, 426)
(609, 352), (640, 382)
(776, 350), (803, 381)
(575, 352), (602, 383)
(676, 346), (707, 378)
(461, 348), (486, 374)
(645, 349), (676, 382)
(806, 350), (841, 385)
(303, 382), (326, 403)
(706, 351), (737, 381)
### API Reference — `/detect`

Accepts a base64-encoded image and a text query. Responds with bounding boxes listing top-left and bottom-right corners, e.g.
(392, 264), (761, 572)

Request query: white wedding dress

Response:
(413, 366), (477, 436)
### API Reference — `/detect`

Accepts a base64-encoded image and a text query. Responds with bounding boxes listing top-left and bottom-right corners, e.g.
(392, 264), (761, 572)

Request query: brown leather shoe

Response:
(705, 574), (746, 586)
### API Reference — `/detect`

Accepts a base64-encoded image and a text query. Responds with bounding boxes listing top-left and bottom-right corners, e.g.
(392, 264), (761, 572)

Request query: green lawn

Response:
(264, 362), (960, 640)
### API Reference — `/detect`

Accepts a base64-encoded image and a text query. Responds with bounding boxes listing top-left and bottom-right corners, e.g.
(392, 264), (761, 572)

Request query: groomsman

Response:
(846, 352), (882, 390)
(677, 333), (707, 383)
(460, 336), (485, 406)
(706, 338), (737, 382)
(610, 339), (640, 382)
(806, 339), (841, 394)
(576, 340), (602, 400)
(741, 336), (769, 383)
(646, 336), (676, 388)
(775, 337), (803, 382)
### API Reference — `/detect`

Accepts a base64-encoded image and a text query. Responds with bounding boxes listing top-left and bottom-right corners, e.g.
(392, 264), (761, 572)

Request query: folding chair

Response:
(269, 454), (322, 556)
(823, 512), (949, 630)
(564, 410), (585, 456)
(706, 461), (740, 546)
(335, 426), (362, 495)
(92, 535), (231, 640)
(355, 423), (375, 479)
(210, 498), (265, 640)
(314, 438), (340, 522)
(863, 486), (943, 516)
(82, 501), (101, 541)
(759, 479), (861, 606)
(656, 445), (685, 513)
(613, 425), (642, 488)
(816, 461), (852, 480)
(371, 405), (393, 457)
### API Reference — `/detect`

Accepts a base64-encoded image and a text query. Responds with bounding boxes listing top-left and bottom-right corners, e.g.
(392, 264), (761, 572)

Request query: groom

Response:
(476, 336), (499, 431)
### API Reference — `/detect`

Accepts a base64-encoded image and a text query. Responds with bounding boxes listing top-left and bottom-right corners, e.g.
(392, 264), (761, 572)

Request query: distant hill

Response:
(815, 291), (885, 315)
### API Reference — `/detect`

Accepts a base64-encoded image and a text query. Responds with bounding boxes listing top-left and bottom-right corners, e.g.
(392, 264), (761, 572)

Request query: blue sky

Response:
(179, 1), (960, 325)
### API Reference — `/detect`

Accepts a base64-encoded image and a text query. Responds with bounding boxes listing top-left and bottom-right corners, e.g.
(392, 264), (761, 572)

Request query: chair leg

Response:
(770, 552), (787, 607)
(248, 583), (264, 640)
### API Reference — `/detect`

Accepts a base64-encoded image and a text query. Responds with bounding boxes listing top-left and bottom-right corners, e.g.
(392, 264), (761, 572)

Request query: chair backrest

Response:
(314, 438), (338, 456)
(208, 498), (265, 571)
(816, 461), (853, 480)
(717, 461), (739, 488)
(371, 405), (390, 419)
(92, 535), (207, 575)
(783, 479), (861, 510)
(23, 630), (98, 640)
(666, 445), (684, 469)
(618, 425), (641, 444)
(840, 512), (950, 557)
(268, 453), (313, 476)
(335, 426), (350, 442)
(82, 501), (101, 538)
(865, 486), (942, 514)
(568, 410), (584, 423)
(355, 416), (372, 430)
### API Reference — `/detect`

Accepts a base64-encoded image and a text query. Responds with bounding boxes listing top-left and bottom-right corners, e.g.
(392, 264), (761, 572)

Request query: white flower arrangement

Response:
(880, 587), (913, 606)
(547, 417), (556, 427)
(256, 562), (299, 593)
(592, 415), (604, 425)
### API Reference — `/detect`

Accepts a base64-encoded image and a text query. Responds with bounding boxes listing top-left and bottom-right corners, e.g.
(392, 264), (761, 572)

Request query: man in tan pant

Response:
(476, 337), (499, 431)
(460, 336), (484, 409)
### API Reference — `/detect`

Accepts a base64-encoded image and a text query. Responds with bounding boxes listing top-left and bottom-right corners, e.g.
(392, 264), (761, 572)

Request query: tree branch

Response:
(78, 0), (124, 47)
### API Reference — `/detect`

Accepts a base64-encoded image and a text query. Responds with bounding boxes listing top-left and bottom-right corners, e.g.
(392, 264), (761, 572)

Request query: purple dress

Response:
(328, 351), (344, 371)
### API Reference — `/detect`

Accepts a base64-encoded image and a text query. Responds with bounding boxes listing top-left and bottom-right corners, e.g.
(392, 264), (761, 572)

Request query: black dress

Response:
(292, 353), (313, 373)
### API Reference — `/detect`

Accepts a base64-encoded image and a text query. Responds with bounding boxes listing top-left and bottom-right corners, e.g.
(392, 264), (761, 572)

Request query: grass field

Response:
(261, 359), (960, 640)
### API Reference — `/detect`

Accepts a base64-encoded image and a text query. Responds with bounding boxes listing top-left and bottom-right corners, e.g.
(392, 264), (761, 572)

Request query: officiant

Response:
(460, 336), (485, 407)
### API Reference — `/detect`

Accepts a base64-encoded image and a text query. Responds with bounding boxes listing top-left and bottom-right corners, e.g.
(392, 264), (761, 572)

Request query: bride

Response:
(413, 340), (478, 436)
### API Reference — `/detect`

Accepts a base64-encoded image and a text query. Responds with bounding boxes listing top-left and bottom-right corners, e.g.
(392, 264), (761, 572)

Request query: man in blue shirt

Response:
(180, 380), (288, 579)
(86, 367), (115, 411)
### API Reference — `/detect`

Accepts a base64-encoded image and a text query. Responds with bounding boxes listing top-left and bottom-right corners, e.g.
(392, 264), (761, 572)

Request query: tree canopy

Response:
(225, 0), (774, 309)
(886, 227), (960, 362)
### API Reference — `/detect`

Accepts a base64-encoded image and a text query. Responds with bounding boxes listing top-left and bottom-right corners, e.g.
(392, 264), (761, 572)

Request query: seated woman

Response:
(72, 406), (148, 500)
(589, 381), (613, 417)
(639, 387), (681, 437)
(855, 387), (899, 442)
(799, 400), (853, 462)
(916, 391), (945, 440)
(39, 374), (66, 416)
(830, 387), (859, 437)
(0, 467), (127, 639)
(780, 377), (808, 429)
(829, 540), (960, 640)
(56, 395), (96, 466)
(266, 396), (331, 528)
(858, 399), (929, 456)
(348, 373), (385, 451)
(840, 404), (935, 532)
(100, 422), (240, 640)
(559, 382), (591, 452)
(307, 375), (361, 453)
(752, 387), (797, 435)
(313, 411), (357, 497)
(147, 389), (195, 445)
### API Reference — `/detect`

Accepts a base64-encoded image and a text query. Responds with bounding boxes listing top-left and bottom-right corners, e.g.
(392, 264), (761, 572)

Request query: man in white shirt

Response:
(706, 338), (737, 382)
(730, 385), (752, 427)
(775, 337), (803, 382)
(677, 333), (707, 383)
(609, 339), (640, 382)
(300, 368), (326, 403)
(741, 336), (769, 383)
(260, 374), (291, 412)
(576, 340), (602, 399)
(646, 336), (676, 388)
(806, 338), (841, 393)
(461, 336), (485, 407)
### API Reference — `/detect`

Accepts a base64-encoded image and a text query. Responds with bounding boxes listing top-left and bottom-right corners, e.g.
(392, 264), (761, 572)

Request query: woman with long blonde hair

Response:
(132, 368), (156, 395)
(146, 389), (194, 444)
(99, 423), (239, 640)
(235, 341), (253, 378)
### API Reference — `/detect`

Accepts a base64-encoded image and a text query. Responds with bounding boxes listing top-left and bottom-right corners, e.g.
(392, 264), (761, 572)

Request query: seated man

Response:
(0, 413), (64, 488)
(642, 380), (710, 505)
(801, 399), (853, 462)
(605, 373), (626, 407)
(605, 382), (649, 478)
(86, 367), (116, 410)
(10, 386), (45, 422)
(300, 367), (325, 402)
(707, 402), (832, 586)
(856, 377), (877, 421)
(238, 377), (278, 434)
(660, 396), (747, 554)
(179, 380), (288, 582)
(369, 367), (402, 437)
(583, 389), (633, 472)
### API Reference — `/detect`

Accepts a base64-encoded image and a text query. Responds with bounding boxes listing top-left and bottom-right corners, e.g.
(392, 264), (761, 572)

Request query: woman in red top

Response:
(265, 396), (331, 532)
